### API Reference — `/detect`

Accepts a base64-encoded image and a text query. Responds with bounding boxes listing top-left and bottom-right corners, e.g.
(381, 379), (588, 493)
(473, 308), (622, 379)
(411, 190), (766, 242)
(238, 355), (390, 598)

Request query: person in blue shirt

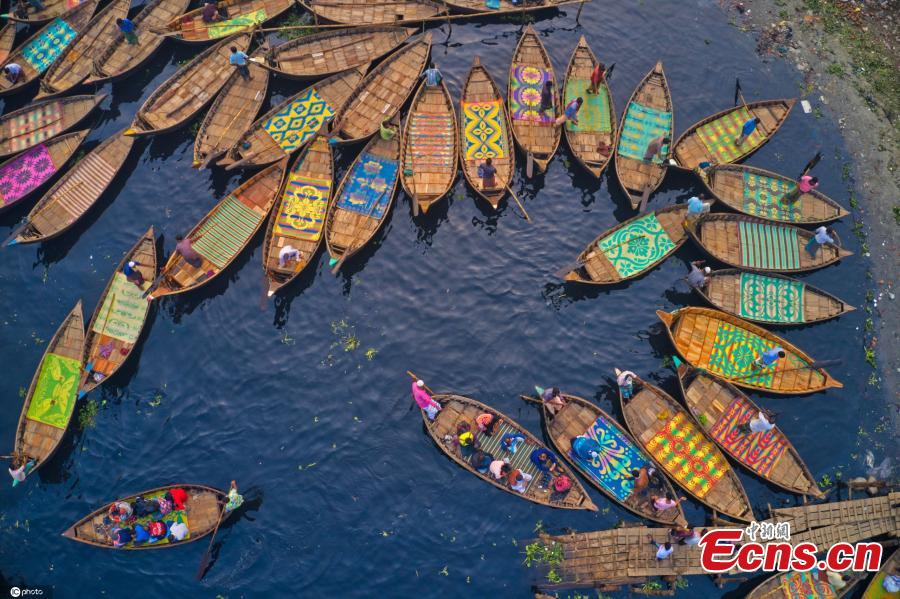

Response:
(753, 347), (785, 370)
(423, 62), (441, 87)
(500, 432), (525, 454)
(530, 447), (559, 473)
(735, 116), (759, 145)
(555, 97), (583, 127)
(229, 46), (252, 81)
(122, 260), (145, 288)
(116, 18), (139, 45)
(3, 63), (23, 85)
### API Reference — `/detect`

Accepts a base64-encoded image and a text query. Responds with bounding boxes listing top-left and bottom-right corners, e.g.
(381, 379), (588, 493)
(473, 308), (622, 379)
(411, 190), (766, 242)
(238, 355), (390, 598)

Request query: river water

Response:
(0, 1), (894, 597)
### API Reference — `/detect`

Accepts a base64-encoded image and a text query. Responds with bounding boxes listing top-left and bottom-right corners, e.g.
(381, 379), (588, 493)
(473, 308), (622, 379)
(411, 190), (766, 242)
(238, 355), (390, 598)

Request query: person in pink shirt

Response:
(412, 380), (441, 420)
(783, 175), (818, 203)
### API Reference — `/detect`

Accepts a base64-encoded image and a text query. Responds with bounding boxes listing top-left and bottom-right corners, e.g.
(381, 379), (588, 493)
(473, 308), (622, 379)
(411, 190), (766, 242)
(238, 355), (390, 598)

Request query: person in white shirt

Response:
(168, 521), (189, 542)
(806, 226), (837, 258)
(736, 410), (776, 435)
(278, 245), (301, 268)
(648, 535), (674, 559)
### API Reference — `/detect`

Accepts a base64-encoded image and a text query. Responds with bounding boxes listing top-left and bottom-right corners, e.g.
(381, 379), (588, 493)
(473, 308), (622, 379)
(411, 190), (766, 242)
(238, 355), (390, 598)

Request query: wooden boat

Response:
(561, 204), (688, 285)
(192, 49), (269, 168)
(78, 228), (156, 396)
(860, 546), (899, 598)
(37, 0), (130, 98)
(262, 136), (333, 297)
(146, 161), (285, 299)
(444, 0), (573, 12)
(0, 24), (17, 65)
(614, 61), (673, 210)
(562, 36), (617, 178)
(672, 99), (795, 172)
(0, 130), (90, 215)
(693, 268), (854, 326)
(124, 32), (252, 137)
(297, 0), (444, 25)
(747, 568), (865, 599)
(62, 484), (228, 549)
(0, 0), (99, 96)
(410, 380), (597, 511)
(400, 78), (459, 214)
(508, 24), (560, 174)
(676, 361), (823, 497)
(87, 0), (192, 84)
(7, 132), (135, 245)
(263, 26), (414, 80)
(656, 306), (843, 394)
(6, 0), (90, 24)
(0, 94), (104, 159)
(324, 128), (399, 271)
(458, 56), (514, 210)
(222, 67), (364, 169)
(11, 302), (84, 482)
(616, 369), (754, 522)
(529, 390), (687, 525)
(704, 163), (848, 225)
(330, 34), (430, 145)
(161, 0), (293, 43)
(688, 213), (853, 273)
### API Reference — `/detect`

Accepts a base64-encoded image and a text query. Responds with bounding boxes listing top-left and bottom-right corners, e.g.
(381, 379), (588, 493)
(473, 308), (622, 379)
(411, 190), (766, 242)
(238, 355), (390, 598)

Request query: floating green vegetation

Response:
(78, 399), (99, 429)
(867, 372), (878, 387)
(892, 205), (900, 225)
(439, 566), (449, 576)
(533, 520), (544, 533)
(523, 540), (565, 584)
(365, 348), (377, 361)
(864, 346), (876, 368)
(864, 317), (874, 332)
(18, 387), (25, 399)
(818, 473), (833, 489)
(281, 331), (295, 345)
(675, 577), (690, 589)
(641, 581), (664, 592)
(149, 392), (163, 408)
(278, 12), (317, 41)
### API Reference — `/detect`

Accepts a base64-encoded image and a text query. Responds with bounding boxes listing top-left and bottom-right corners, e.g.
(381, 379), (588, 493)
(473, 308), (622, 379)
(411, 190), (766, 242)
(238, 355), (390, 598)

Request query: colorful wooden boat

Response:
(562, 36), (617, 178)
(656, 306), (843, 394)
(693, 268), (854, 326)
(561, 204), (688, 285)
(614, 61), (673, 210)
(78, 228), (156, 396)
(263, 26), (414, 79)
(0, 24), (17, 65)
(11, 302), (84, 482)
(324, 128), (399, 272)
(62, 484), (228, 549)
(688, 213), (853, 273)
(124, 32), (252, 137)
(0, 94), (104, 159)
(408, 375), (597, 511)
(262, 135), (333, 297)
(0, 0), (99, 96)
(6, 0), (90, 24)
(704, 163), (849, 225)
(672, 99), (795, 172)
(458, 55), (514, 210)
(297, 0), (444, 25)
(37, 0), (130, 98)
(146, 161), (285, 299)
(676, 360), (823, 497)
(87, 0), (192, 84)
(400, 78), (459, 214)
(162, 0), (293, 43)
(192, 49), (269, 168)
(860, 546), (899, 598)
(222, 67), (364, 169)
(508, 24), (560, 174)
(0, 130), (89, 214)
(528, 389), (687, 525)
(616, 369), (754, 522)
(7, 131), (135, 244)
(747, 568), (865, 599)
(330, 34), (430, 145)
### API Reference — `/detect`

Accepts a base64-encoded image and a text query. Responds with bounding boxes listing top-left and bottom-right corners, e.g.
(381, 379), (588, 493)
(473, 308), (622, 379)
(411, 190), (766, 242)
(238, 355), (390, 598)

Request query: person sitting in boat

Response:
(555, 97), (583, 128)
(174, 235), (203, 268)
(225, 480), (243, 513)
(507, 468), (532, 493)
(489, 459), (510, 481)
(423, 62), (442, 87)
(643, 136), (670, 164)
(686, 260), (710, 289)
(133, 523), (151, 544)
(806, 225), (837, 258)
(500, 431), (525, 454)
(379, 119), (397, 141)
(588, 62), (606, 95)
(539, 80), (555, 117)
(146, 520), (168, 543)
(469, 450), (493, 475)
(167, 488), (188, 511)
(571, 436), (601, 462)
(824, 571), (853, 591)
(783, 175), (818, 204)
(625, 465), (654, 497)
(616, 370), (638, 399)
(477, 157), (498, 190)
(475, 412), (500, 436)
(551, 474), (572, 496)
(541, 387), (566, 415)
(168, 520), (189, 542)
(457, 423), (477, 458)
(736, 409), (777, 435)
(596, 140), (611, 158)
(651, 493), (686, 513)
(684, 193), (711, 227)
(882, 566), (900, 592)
(530, 448), (559, 474)
(123, 260), (146, 289)
(3, 64), (23, 85)
(734, 116), (759, 146)
(752, 347), (784, 370)
(201, 1), (220, 22)
(108, 501), (134, 523)
(133, 495), (160, 518)
(116, 17), (139, 46)
(8, 456), (36, 487)
(112, 526), (134, 547)
(412, 379), (441, 421)
(13, 0), (30, 20)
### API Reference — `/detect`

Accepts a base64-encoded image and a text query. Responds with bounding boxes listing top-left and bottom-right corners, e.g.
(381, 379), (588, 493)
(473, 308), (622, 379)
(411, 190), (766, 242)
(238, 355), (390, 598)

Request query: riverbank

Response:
(734, 0), (899, 433)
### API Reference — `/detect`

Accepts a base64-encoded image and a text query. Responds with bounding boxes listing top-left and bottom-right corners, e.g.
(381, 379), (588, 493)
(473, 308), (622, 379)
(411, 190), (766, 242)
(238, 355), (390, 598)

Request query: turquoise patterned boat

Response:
(563, 204), (688, 284)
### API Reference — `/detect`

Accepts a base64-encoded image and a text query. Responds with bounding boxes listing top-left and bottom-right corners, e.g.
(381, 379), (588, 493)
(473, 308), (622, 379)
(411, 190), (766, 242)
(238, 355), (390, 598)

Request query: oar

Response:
(224, 147), (270, 171)
(604, 63), (615, 81)
(330, 184), (389, 275)
(637, 184), (652, 213)
(505, 183), (531, 223)
(519, 394), (542, 405)
(195, 501), (229, 580)
(553, 234), (643, 279)
(733, 78), (770, 138)
(799, 152), (822, 178)
(730, 359), (842, 382)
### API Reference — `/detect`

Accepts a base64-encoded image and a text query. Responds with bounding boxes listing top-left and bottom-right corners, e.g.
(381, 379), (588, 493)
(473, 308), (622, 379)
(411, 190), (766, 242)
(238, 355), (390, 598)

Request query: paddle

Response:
(553, 234), (643, 279)
(637, 184), (652, 213)
(729, 358), (842, 382)
(195, 501), (229, 580)
(505, 183), (531, 223)
(799, 152), (822, 178)
(733, 78), (743, 106)
(604, 63), (615, 81)
(330, 184), (389, 275)
(526, 151), (534, 179)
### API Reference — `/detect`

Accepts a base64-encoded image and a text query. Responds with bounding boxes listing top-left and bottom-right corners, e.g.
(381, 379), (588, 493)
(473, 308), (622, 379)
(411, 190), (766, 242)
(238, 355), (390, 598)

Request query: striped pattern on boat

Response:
(55, 154), (118, 219)
(192, 196), (263, 268)
(476, 421), (541, 493)
(738, 220), (800, 270)
(405, 113), (454, 168)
